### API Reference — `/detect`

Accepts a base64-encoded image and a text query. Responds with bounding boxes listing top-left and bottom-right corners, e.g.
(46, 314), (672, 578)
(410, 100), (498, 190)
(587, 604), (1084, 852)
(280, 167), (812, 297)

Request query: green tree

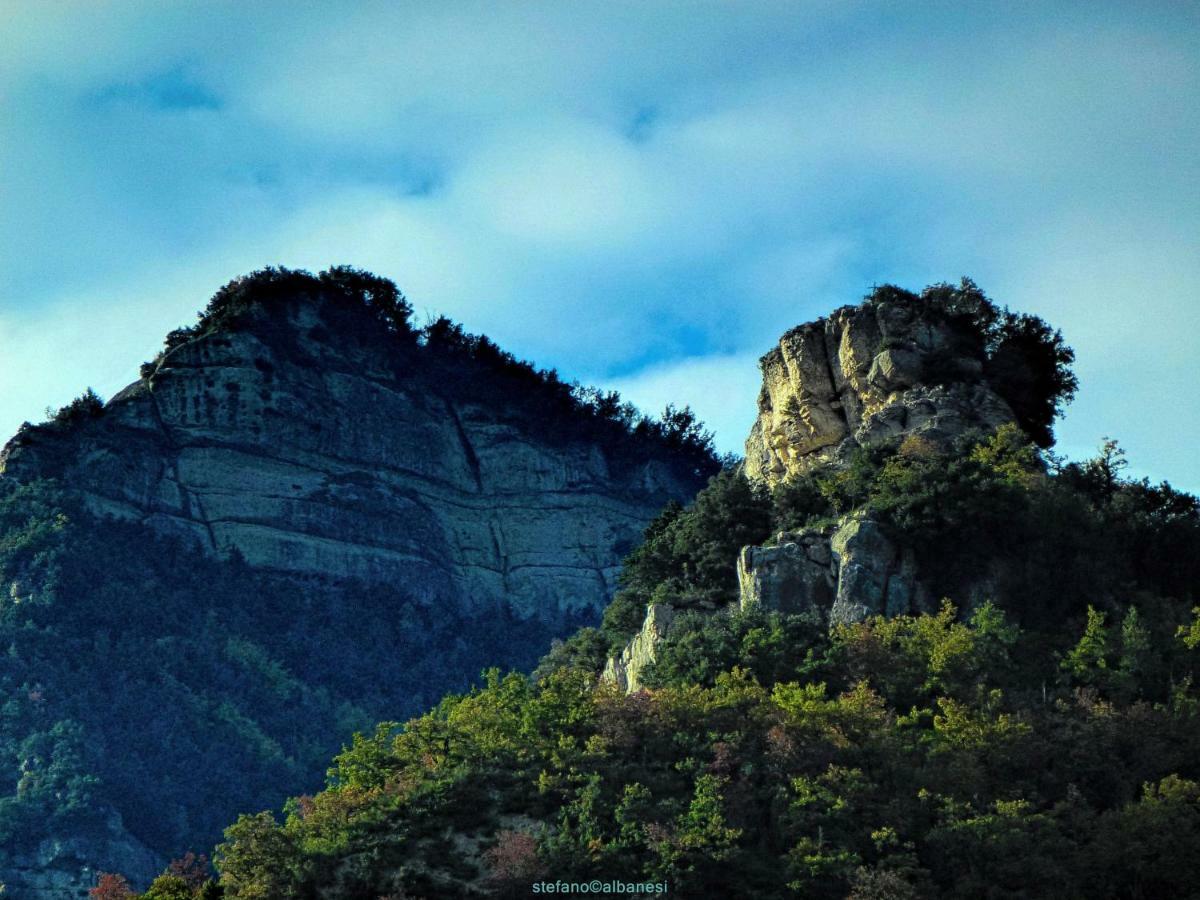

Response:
(214, 812), (298, 899)
(1060, 606), (1110, 687)
(140, 874), (194, 900)
(982, 310), (1077, 448)
(653, 774), (743, 891)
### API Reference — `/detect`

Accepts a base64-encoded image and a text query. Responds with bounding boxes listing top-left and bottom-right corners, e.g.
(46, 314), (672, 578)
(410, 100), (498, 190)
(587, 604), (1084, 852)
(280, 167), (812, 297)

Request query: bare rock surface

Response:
(740, 516), (929, 625)
(0, 295), (701, 627)
(1, 810), (160, 899)
(737, 526), (836, 616)
(601, 603), (679, 693)
(745, 298), (1014, 486)
(604, 512), (935, 693)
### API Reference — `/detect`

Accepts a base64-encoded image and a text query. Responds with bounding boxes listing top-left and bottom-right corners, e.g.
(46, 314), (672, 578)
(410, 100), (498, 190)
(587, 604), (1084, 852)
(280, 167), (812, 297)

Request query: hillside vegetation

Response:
(142, 286), (1199, 899)
(187, 429), (1200, 900)
(11, 277), (1200, 898)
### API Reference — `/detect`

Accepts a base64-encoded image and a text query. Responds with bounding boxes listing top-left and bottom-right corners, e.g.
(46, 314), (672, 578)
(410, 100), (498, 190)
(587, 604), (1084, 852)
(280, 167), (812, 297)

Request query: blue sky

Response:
(1, 1), (1197, 490)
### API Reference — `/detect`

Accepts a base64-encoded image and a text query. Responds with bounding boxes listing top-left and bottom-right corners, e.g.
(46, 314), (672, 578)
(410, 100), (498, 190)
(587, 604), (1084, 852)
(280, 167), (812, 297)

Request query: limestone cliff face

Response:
(0, 295), (700, 625)
(745, 298), (1014, 486)
(604, 292), (1020, 692)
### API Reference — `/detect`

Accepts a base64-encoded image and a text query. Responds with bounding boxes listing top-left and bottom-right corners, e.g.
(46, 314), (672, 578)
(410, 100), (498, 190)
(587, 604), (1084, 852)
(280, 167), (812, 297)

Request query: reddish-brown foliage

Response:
(484, 829), (545, 885)
(167, 850), (211, 888)
(89, 873), (134, 900)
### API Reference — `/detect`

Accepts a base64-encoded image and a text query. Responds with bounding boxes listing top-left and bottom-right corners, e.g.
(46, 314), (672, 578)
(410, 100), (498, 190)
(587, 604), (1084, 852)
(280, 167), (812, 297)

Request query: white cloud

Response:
(607, 354), (764, 457)
(451, 122), (662, 249)
(0, 2), (1197, 490)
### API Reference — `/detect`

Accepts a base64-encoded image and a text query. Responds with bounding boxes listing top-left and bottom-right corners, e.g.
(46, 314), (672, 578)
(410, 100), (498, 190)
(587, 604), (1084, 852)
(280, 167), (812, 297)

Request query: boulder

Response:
(736, 515), (928, 627)
(737, 528), (835, 616)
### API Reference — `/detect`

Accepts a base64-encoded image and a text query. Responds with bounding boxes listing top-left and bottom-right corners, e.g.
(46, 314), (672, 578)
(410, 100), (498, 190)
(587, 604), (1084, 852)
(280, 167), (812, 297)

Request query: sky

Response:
(1, 1), (1197, 490)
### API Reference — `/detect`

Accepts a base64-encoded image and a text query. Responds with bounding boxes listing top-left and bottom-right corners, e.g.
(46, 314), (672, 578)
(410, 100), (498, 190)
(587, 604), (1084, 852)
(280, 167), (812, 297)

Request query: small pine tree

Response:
(1061, 606), (1110, 686)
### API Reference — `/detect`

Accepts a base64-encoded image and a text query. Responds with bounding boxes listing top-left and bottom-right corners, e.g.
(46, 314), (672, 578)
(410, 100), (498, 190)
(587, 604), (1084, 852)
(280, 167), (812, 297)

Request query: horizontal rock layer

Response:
(0, 297), (699, 625)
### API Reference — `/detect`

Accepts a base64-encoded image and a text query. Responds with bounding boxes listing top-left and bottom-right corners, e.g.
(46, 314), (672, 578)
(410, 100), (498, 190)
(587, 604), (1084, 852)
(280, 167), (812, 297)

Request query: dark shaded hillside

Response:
(0, 267), (719, 893)
(0, 480), (567, 861)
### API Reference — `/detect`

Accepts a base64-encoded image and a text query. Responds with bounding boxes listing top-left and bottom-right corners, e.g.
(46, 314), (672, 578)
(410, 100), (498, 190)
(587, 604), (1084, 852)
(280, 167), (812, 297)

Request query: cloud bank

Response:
(1, 1), (1196, 487)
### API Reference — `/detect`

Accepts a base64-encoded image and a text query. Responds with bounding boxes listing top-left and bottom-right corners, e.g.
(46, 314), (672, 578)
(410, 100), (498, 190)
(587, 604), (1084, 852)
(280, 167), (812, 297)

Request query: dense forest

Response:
(91, 284), (1200, 898)
(171, 428), (1199, 900)
(0, 477), (573, 864)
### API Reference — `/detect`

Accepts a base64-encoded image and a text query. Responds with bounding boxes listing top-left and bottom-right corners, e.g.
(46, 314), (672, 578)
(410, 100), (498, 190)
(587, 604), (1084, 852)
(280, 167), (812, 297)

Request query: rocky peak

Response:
(604, 282), (1054, 693)
(0, 270), (709, 625)
(744, 289), (1016, 486)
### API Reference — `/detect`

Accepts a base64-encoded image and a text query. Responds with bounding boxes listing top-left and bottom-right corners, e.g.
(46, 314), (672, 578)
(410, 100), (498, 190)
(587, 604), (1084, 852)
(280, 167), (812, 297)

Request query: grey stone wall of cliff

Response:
(602, 513), (932, 693)
(0, 297), (699, 625)
(0, 810), (161, 899)
(738, 515), (930, 625)
(744, 298), (1014, 486)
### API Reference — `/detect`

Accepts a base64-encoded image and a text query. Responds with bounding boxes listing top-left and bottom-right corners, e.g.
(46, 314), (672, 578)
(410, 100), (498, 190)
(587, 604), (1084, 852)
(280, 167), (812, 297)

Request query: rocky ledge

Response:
(603, 513), (932, 692)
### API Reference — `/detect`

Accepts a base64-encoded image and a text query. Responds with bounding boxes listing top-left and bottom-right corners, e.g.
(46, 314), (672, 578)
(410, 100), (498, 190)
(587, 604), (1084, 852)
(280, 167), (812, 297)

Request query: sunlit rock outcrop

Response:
(744, 298), (1014, 486)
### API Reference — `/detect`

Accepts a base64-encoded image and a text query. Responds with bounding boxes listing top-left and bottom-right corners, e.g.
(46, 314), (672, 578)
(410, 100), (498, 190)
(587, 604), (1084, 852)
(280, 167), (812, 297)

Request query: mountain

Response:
(605, 279), (1078, 690)
(2, 268), (711, 623)
(193, 281), (1200, 900)
(0, 268), (716, 896)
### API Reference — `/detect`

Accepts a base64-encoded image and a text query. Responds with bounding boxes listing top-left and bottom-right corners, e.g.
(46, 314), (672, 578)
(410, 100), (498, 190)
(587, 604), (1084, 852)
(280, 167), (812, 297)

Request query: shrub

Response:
(49, 388), (104, 426)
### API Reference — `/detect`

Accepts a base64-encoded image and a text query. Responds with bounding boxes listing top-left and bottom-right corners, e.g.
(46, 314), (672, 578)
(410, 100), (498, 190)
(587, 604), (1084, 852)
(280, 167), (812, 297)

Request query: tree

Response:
(653, 774), (743, 891)
(166, 852), (213, 890)
(1178, 607), (1200, 651)
(1113, 606), (1151, 699)
(214, 812), (297, 899)
(141, 874), (194, 900)
(485, 830), (545, 896)
(847, 866), (919, 900)
(656, 404), (712, 453)
(89, 874), (135, 900)
(1060, 606), (1110, 687)
(983, 311), (1077, 447)
(50, 388), (105, 425)
(1086, 775), (1200, 898)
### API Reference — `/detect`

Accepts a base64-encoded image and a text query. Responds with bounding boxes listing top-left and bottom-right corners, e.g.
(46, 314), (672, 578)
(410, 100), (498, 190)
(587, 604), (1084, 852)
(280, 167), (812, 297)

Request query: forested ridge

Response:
(134, 285), (1199, 899)
(187, 428), (1200, 900)
(0, 268), (721, 894)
